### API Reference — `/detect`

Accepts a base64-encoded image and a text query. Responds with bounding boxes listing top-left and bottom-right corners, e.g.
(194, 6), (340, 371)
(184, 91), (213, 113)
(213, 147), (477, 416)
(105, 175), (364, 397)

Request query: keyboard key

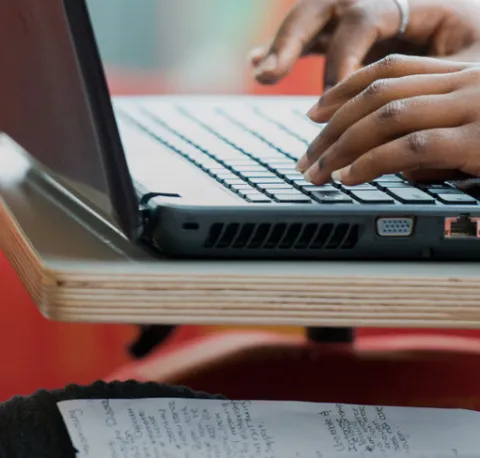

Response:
(273, 166), (301, 173)
(265, 160), (297, 168)
(215, 171), (240, 180)
(310, 190), (354, 204)
(342, 184), (377, 191)
(270, 189), (303, 197)
(233, 165), (270, 173)
(301, 184), (336, 192)
(273, 193), (312, 203)
(374, 175), (405, 183)
(200, 162), (230, 171)
(242, 171), (278, 179)
(261, 187), (297, 195)
(423, 183), (454, 189)
(282, 172), (306, 180)
(292, 179), (315, 187)
(252, 156), (291, 165)
(242, 190), (270, 198)
(224, 178), (249, 186)
(350, 190), (395, 204)
(231, 184), (256, 192)
(243, 192), (272, 203)
(387, 188), (435, 204)
(249, 177), (285, 185)
(193, 157), (226, 169)
(426, 186), (462, 195)
(226, 159), (261, 166)
(377, 182), (411, 189)
(436, 194), (478, 205)
(263, 184), (298, 190)
(268, 188), (305, 195)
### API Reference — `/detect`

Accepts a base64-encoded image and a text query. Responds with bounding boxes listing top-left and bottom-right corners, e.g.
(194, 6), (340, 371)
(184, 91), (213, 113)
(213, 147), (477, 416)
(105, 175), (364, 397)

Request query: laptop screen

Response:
(0, 0), (141, 237)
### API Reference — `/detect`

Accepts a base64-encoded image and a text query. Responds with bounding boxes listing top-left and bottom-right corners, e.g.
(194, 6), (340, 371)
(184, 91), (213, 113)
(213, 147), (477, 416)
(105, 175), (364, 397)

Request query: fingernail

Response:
(256, 54), (277, 74)
(331, 166), (349, 183)
(249, 47), (264, 63)
(306, 104), (317, 119)
(296, 155), (309, 173)
(303, 169), (313, 183)
(307, 95), (328, 119)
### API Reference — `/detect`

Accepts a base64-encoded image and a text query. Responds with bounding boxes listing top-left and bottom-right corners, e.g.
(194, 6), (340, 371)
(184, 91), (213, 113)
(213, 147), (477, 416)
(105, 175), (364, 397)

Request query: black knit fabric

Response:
(0, 380), (225, 458)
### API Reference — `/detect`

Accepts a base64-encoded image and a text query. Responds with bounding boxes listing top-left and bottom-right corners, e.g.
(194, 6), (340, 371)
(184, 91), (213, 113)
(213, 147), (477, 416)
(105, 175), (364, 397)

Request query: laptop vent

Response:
(204, 223), (360, 250)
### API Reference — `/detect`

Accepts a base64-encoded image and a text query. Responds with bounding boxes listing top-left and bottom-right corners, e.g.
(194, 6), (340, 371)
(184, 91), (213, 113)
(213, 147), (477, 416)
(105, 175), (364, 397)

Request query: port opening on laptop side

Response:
(444, 215), (480, 239)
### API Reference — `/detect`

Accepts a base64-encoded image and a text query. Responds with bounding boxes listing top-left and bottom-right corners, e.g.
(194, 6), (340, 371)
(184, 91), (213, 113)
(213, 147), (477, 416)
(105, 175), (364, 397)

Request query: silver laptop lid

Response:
(0, 0), (141, 238)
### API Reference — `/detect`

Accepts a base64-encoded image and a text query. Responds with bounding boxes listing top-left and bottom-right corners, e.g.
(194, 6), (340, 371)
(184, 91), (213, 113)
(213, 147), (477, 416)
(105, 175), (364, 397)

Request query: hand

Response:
(250, 0), (480, 87)
(297, 55), (480, 186)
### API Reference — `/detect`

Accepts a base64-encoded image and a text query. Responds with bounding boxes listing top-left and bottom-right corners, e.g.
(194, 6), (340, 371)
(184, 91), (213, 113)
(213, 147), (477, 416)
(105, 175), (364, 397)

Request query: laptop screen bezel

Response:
(62, 0), (143, 239)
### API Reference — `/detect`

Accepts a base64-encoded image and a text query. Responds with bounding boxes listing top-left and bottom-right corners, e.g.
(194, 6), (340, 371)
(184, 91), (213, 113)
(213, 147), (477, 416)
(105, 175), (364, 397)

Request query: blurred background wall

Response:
(1, 0), (326, 401)
(87, 0), (323, 94)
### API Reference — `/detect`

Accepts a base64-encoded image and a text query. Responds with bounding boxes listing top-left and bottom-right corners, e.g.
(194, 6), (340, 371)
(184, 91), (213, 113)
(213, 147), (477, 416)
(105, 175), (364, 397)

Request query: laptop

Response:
(1, 0), (480, 260)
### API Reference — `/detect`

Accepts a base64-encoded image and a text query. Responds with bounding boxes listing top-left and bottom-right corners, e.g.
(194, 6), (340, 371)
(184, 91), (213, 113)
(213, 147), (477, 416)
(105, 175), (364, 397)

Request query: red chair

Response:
(107, 327), (480, 410)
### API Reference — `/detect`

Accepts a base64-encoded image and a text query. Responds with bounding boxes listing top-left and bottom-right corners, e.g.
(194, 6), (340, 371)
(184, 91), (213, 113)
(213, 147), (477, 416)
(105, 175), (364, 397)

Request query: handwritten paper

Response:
(57, 398), (480, 457)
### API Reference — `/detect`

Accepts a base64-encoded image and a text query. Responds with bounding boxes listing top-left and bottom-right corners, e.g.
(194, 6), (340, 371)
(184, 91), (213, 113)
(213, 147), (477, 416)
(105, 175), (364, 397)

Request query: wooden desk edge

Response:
(3, 196), (480, 327)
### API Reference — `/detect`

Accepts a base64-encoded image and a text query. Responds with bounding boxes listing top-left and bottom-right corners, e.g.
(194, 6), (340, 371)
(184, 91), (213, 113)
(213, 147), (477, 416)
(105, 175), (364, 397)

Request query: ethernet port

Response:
(444, 216), (480, 239)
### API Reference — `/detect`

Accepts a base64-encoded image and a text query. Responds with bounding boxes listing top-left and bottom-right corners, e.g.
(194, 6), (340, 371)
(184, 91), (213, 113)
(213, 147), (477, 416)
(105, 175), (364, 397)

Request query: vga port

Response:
(376, 217), (414, 237)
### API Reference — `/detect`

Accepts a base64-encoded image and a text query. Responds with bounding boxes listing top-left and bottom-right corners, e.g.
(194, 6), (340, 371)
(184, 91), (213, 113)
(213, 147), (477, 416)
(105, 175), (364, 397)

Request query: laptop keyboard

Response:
(123, 101), (479, 206)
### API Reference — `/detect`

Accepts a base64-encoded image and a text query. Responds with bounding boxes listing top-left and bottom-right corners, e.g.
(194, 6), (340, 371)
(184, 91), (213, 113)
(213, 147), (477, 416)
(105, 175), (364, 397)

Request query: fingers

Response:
(252, 0), (333, 84)
(308, 55), (467, 121)
(323, 9), (378, 86)
(331, 127), (469, 186)
(303, 94), (466, 185)
(297, 72), (459, 171)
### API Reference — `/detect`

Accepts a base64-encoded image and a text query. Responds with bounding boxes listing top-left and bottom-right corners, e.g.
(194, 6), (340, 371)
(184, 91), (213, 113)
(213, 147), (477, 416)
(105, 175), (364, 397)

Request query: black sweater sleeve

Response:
(0, 380), (225, 458)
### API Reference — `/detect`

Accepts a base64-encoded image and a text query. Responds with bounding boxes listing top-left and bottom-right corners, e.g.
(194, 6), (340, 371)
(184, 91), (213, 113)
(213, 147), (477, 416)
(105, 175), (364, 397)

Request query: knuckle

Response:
(379, 54), (403, 70)
(364, 79), (391, 98)
(344, 4), (377, 28)
(317, 155), (327, 171)
(406, 132), (430, 156)
(373, 54), (411, 76)
(377, 100), (407, 122)
(344, 5), (369, 21)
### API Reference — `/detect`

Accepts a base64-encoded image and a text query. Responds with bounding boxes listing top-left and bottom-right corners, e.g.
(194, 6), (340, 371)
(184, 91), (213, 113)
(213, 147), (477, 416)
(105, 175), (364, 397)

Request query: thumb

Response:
(324, 16), (378, 86)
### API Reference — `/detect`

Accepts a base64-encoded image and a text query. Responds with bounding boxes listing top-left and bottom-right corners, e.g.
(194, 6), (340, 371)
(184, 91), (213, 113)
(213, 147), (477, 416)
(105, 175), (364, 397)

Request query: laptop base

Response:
(143, 202), (480, 260)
